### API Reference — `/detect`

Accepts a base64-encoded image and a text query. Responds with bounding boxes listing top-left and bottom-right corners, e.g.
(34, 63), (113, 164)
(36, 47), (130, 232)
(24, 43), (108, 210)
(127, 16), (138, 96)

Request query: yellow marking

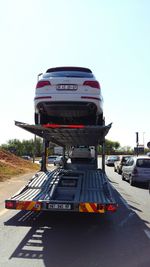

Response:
(27, 202), (35, 210)
(86, 203), (94, 213)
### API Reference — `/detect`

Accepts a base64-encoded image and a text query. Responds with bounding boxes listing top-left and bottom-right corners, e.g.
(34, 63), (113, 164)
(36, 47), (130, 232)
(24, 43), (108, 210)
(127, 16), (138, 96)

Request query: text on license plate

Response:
(47, 203), (71, 210)
(56, 84), (78, 90)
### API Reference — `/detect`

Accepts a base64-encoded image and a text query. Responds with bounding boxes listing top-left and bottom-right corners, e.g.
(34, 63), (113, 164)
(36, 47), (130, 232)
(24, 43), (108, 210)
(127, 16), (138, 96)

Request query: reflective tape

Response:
(79, 203), (105, 213)
(16, 201), (41, 211)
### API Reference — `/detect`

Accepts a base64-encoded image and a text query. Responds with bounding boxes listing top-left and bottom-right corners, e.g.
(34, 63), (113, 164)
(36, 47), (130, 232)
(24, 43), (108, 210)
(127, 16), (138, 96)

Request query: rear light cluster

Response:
(36, 80), (51, 88)
(83, 81), (100, 89)
(5, 201), (16, 209)
(133, 167), (138, 175)
(36, 80), (100, 89)
(97, 203), (118, 212)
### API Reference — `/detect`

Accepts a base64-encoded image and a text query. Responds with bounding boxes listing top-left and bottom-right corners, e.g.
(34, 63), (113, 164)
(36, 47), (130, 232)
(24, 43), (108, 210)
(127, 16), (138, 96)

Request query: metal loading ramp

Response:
(15, 121), (112, 146)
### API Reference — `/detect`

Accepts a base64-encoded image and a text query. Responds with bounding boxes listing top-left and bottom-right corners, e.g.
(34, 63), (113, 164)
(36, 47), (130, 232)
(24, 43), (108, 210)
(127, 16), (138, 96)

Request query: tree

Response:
(98, 139), (120, 155)
(0, 138), (43, 157)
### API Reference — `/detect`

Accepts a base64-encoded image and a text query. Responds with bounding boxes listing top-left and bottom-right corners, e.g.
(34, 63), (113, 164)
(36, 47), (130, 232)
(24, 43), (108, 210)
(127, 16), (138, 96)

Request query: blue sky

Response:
(0, 0), (150, 148)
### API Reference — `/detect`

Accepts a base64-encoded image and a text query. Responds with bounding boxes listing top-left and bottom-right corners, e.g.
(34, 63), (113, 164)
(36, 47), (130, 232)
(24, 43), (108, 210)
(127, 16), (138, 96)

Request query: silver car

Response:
(122, 156), (150, 186)
(105, 155), (120, 166)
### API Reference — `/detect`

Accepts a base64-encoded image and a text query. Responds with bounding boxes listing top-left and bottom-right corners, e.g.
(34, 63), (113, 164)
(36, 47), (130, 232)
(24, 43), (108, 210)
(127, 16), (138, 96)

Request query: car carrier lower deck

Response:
(5, 121), (117, 214)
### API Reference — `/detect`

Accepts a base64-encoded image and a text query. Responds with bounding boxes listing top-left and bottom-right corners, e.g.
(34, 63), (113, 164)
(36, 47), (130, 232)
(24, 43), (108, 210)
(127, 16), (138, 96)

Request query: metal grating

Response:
(15, 121), (112, 146)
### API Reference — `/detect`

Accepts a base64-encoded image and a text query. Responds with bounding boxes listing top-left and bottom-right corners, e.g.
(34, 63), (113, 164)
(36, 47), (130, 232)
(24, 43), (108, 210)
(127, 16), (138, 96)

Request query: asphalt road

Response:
(0, 161), (150, 267)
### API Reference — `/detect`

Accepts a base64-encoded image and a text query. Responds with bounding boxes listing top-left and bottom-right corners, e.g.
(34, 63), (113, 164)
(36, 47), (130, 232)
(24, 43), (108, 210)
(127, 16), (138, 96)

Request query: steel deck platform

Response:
(8, 169), (115, 206)
(15, 121), (112, 146)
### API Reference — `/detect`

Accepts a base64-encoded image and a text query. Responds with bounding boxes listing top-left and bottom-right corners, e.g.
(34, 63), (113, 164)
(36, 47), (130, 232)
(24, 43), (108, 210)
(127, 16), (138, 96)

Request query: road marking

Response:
(119, 212), (135, 227)
(119, 196), (131, 210)
(144, 229), (150, 240)
(0, 209), (8, 217)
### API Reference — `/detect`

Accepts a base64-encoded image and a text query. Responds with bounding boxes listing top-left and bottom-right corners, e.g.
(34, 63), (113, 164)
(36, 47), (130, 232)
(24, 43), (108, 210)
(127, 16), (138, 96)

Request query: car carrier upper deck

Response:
(5, 121), (118, 214)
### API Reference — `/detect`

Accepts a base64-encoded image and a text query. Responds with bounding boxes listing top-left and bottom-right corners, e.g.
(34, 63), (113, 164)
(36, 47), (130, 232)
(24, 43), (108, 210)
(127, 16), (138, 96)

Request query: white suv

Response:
(34, 66), (103, 125)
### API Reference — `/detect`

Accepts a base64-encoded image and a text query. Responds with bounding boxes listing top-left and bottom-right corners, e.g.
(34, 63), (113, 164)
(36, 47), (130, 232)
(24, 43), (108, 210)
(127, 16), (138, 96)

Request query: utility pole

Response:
(136, 132), (139, 156)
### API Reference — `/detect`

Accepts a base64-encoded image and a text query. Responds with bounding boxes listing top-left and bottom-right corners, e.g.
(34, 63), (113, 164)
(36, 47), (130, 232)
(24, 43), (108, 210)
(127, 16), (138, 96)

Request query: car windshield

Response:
(122, 156), (130, 162)
(136, 159), (150, 168)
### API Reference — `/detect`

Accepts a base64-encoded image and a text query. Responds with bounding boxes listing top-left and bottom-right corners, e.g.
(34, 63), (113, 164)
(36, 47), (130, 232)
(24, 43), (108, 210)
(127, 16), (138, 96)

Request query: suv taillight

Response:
(36, 80), (51, 88)
(133, 167), (138, 175)
(83, 81), (100, 89)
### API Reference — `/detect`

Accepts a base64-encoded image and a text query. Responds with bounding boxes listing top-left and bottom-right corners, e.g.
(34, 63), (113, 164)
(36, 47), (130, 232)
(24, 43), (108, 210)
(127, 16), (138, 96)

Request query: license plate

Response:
(56, 84), (78, 90)
(47, 203), (71, 210)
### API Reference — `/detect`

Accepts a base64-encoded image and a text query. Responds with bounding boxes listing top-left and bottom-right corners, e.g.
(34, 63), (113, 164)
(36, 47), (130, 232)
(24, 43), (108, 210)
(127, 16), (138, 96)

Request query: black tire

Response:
(34, 113), (39, 124)
(122, 173), (125, 181)
(40, 114), (49, 125)
(114, 166), (117, 172)
(97, 114), (104, 126)
(118, 169), (122, 175)
(129, 176), (135, 186)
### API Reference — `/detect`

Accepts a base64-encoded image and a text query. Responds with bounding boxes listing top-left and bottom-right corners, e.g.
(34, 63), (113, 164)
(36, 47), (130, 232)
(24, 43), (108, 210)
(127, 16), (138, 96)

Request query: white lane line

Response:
(119, 196), (131, 210)
(144, 229), (150, 240)
(0, 209), (8, 217)
(119, 212), (135, 227)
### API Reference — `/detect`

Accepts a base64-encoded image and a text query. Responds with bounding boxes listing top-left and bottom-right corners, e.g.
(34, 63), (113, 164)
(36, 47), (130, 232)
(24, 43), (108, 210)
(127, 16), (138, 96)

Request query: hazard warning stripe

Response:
(16, 201), (41, 211)
(79, 203), (105, 213)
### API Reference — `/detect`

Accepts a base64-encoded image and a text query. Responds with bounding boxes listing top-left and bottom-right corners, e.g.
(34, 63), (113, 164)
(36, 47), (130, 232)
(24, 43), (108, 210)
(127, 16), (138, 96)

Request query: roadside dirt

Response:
(0, 149), (39, 182)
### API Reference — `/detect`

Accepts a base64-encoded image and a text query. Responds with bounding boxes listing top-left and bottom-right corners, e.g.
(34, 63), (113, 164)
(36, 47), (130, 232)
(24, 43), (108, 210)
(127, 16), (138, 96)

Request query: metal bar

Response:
(102, 142), (105, 173)
(40, 139), (49, 172)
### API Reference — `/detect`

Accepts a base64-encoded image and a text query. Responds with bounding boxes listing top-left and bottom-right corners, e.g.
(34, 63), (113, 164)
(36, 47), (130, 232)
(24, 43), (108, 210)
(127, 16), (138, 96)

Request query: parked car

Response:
(47, 155), (58, 164)
(39, 155), (57, 164)
(34, 66), (103, 125)
(105, 155), (120, 166)
(53, 156), (64, 166)
(122, 156), (150, 186)
(114, 155), (131, 174)
(21, 155), (31, 160)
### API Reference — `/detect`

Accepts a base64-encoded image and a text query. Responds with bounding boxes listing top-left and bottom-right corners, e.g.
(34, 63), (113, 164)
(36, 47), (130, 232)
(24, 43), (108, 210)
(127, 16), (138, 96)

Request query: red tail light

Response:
(106, 204), (118, 212)
(36, 80), (51, 88)
(83, 81), (100, 89)
(43, 124), (85, 129)
(5, 201), (16, 209)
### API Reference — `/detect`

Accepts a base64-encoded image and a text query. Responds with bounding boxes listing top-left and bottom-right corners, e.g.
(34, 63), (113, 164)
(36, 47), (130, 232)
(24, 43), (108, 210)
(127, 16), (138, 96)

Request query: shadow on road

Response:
(4, 188), (150, 267)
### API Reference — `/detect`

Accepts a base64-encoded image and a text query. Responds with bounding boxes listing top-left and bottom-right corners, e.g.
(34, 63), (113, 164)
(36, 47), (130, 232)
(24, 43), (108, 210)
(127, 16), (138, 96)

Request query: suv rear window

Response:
(44, 71), (94, 78)
(44, 67), (94, 78)
(136, 159), (150, 168)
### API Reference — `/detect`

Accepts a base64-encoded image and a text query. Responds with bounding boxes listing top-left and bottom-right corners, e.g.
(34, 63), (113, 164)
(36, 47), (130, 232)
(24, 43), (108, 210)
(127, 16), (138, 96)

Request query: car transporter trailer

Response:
(5, 121), (118, 214)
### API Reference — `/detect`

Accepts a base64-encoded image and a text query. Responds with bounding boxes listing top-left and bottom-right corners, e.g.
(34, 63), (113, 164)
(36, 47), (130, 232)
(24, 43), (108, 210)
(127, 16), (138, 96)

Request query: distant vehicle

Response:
(146, 152), (150, 157)
(21, 155), (31, 160)
(54, 146), (63, 155)
(70, 146), (92, 159)
(114, 155), (131, 174)
(105, 155), (120, 166)
(122, 156), (150, 186)
(47, 155), (58, 164)
(34, 66), (103, 125)
(53, 156), (64, 166)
